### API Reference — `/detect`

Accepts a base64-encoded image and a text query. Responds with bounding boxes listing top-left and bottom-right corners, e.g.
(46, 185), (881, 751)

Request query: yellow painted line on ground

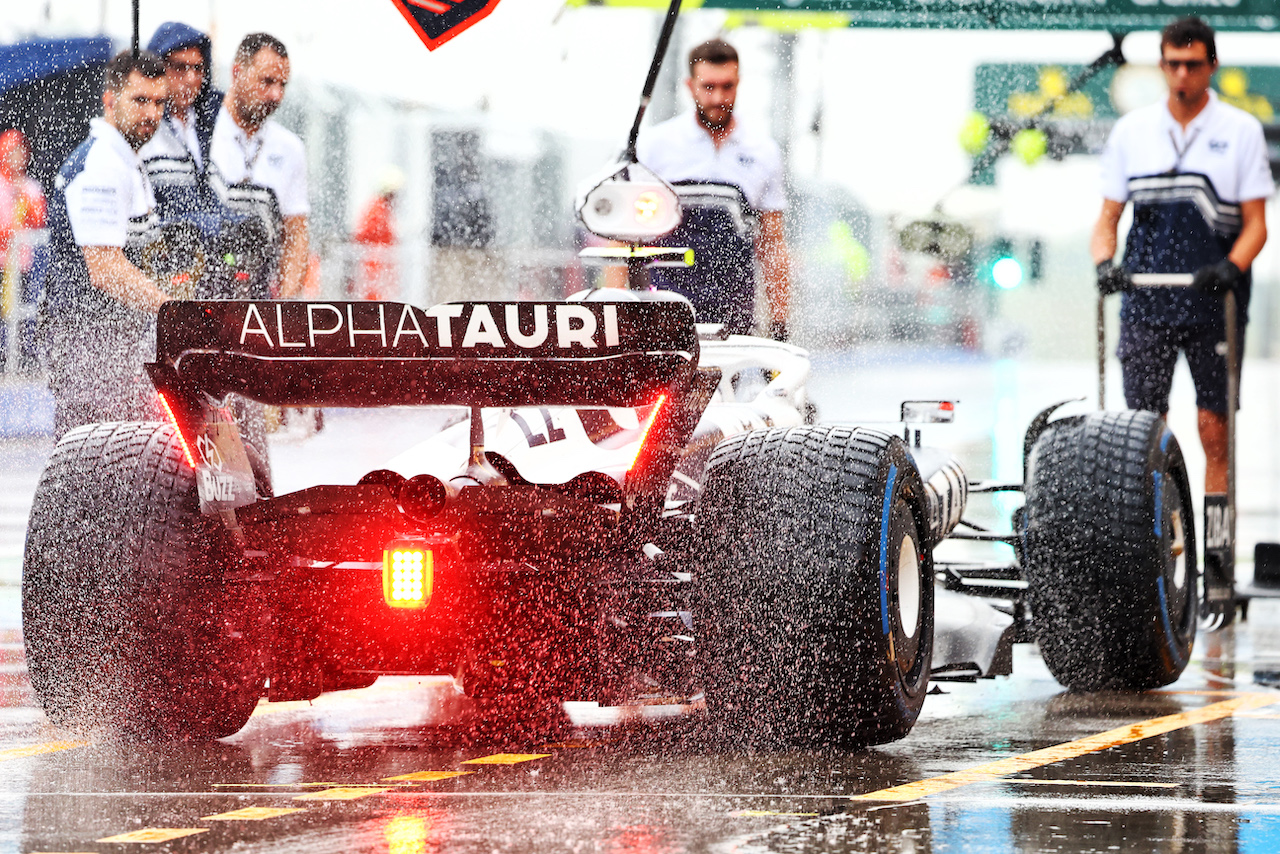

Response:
(293, 786), (390, 801)
(1158, 689), (1276, 699)
(853, 692), (1277, 803)
(97, 828), (209, 843)
(382, 770), (475, 783)
(213, 781), (342, 788)
(1003, 779), (1178, 788)
(202, 806), (307, 821)
(0, 739), (85, 763)
(462, 753), (551, 766)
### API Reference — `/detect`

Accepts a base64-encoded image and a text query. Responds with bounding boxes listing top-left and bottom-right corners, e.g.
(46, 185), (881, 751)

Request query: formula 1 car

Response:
(21, 277), (1197, 744)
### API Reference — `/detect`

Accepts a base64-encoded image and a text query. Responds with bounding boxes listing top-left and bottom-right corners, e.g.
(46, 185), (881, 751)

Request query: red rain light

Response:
(629, 393), (668, 470)
(157, 392), (197, 468)
(383, 542), (434, 609)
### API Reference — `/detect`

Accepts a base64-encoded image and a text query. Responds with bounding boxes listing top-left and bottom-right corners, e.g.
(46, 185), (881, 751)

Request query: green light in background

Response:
(992, 256), (1024, 289)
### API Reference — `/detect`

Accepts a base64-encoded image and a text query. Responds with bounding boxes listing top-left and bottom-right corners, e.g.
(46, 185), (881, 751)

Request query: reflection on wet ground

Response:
(4, 606), (1280, 853)
(3, 356), (1280, 851)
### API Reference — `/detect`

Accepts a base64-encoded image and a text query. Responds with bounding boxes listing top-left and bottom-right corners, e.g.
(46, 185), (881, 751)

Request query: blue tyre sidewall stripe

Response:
(1154, 457), (1189, 667)
(1153, 470), (1164, 541)
(1157, 575), (1190, 669)
(879, 463), (899, 636)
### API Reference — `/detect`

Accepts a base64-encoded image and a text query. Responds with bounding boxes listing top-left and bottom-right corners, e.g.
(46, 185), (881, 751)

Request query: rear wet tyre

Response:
(1023, 410), (1197, 691)
(696, 426), (933, 749)
(22, 422), (265, 740)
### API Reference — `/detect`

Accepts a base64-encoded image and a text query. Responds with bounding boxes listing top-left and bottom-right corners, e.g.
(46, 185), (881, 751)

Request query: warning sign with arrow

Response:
(390, 0), (503, 50)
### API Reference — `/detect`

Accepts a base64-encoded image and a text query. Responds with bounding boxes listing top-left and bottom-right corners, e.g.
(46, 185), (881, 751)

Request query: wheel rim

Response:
(891, 502), (925, 683)
(897, 534), (921, 640)
(1169, 508), (1187, 593)
(1162, 470), (1194, 640)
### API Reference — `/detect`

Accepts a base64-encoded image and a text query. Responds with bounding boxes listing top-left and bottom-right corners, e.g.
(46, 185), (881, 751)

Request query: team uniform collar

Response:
(219, 104), (260, 142)
(1162, 88), (1219, 136)
(168, 106), (197, 130)
(686, 110), (740, 148)
(89, 117), (144, 164)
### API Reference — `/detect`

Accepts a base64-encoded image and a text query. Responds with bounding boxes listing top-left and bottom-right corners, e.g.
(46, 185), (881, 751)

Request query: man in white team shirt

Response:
(43, 51), (171, 436)
(1092, 16), (1271, 496)
(212, 33), (309, 298)
(637, 39), (791, 339)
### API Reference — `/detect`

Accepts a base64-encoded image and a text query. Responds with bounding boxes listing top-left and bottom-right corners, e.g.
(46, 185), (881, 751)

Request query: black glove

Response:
(1191, 259), (1242, 297)
(1096, 260), (1132, 296)
(768, 319), (788, 342)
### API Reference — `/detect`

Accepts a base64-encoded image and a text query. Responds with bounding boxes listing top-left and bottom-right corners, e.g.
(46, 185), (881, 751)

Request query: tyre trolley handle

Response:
(1130, 273), (1194, 287)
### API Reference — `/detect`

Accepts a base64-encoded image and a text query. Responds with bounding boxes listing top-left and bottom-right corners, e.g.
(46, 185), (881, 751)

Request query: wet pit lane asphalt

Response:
(4, 604), (1280, 854)
(4, 357), (1280, 852)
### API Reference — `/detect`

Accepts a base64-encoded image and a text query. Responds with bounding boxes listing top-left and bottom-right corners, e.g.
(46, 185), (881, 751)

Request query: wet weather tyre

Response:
(22, 422), (265, 740)
(1023, 410), (1197, 691)
(697, 426), (934, 749)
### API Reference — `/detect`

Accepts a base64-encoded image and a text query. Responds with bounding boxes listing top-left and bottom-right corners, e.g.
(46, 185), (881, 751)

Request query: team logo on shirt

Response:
(1208, 139), (1228, 154)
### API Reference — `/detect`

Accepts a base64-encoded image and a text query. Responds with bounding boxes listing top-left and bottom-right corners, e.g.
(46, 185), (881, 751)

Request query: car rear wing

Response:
(146, 300), (712, 520)
(148, 299), (699, 409)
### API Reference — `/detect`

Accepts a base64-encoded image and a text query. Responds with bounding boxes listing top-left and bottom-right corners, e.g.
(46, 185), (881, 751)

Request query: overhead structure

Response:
(574, 0), (1278, 32)
(390, 0), (507, 50)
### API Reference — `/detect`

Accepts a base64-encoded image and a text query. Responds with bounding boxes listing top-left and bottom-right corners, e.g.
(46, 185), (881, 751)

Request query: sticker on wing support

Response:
(901, 400), (957, 424)
(194, 416), (257, 514)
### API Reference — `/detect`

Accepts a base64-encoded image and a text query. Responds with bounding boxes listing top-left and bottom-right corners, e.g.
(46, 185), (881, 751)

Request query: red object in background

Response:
(352, 194), (397, 301)
(0, 129), (47, 274)
(390, 0), (504, 51)
(925, 263), (952, 288)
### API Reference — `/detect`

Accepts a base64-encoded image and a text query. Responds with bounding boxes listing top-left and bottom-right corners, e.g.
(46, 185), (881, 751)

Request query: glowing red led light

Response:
(383, 543), (434, 609)
(629, 393), (668, 470)
(157, 392), (197, 468)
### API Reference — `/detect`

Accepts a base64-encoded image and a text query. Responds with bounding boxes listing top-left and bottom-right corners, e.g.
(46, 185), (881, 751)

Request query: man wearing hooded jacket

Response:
(141, 22), (220, 186)
(139, 22), (240, 299)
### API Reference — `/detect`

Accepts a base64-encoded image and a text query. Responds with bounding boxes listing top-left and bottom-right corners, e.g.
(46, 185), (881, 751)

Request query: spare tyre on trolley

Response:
(696, 425), (933, 749)
(1023, 409), (1197, 691)
(22, 422), (265, 740)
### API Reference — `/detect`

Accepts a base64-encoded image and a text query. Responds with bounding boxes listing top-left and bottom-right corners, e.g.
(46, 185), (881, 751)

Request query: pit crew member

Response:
(141, 22), (220, 191)
(637, 39), (791, 339)
(1091, 16), (1272, 497)
(211, 32), (309, 298)
(43, 50), (169, 437)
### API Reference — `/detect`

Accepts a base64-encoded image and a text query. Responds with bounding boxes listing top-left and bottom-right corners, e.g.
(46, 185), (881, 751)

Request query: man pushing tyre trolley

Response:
(1091, 16), (1273, 626)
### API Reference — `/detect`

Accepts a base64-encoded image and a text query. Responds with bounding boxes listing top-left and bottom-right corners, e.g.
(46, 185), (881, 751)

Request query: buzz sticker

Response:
(391, 0), (504, 50)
